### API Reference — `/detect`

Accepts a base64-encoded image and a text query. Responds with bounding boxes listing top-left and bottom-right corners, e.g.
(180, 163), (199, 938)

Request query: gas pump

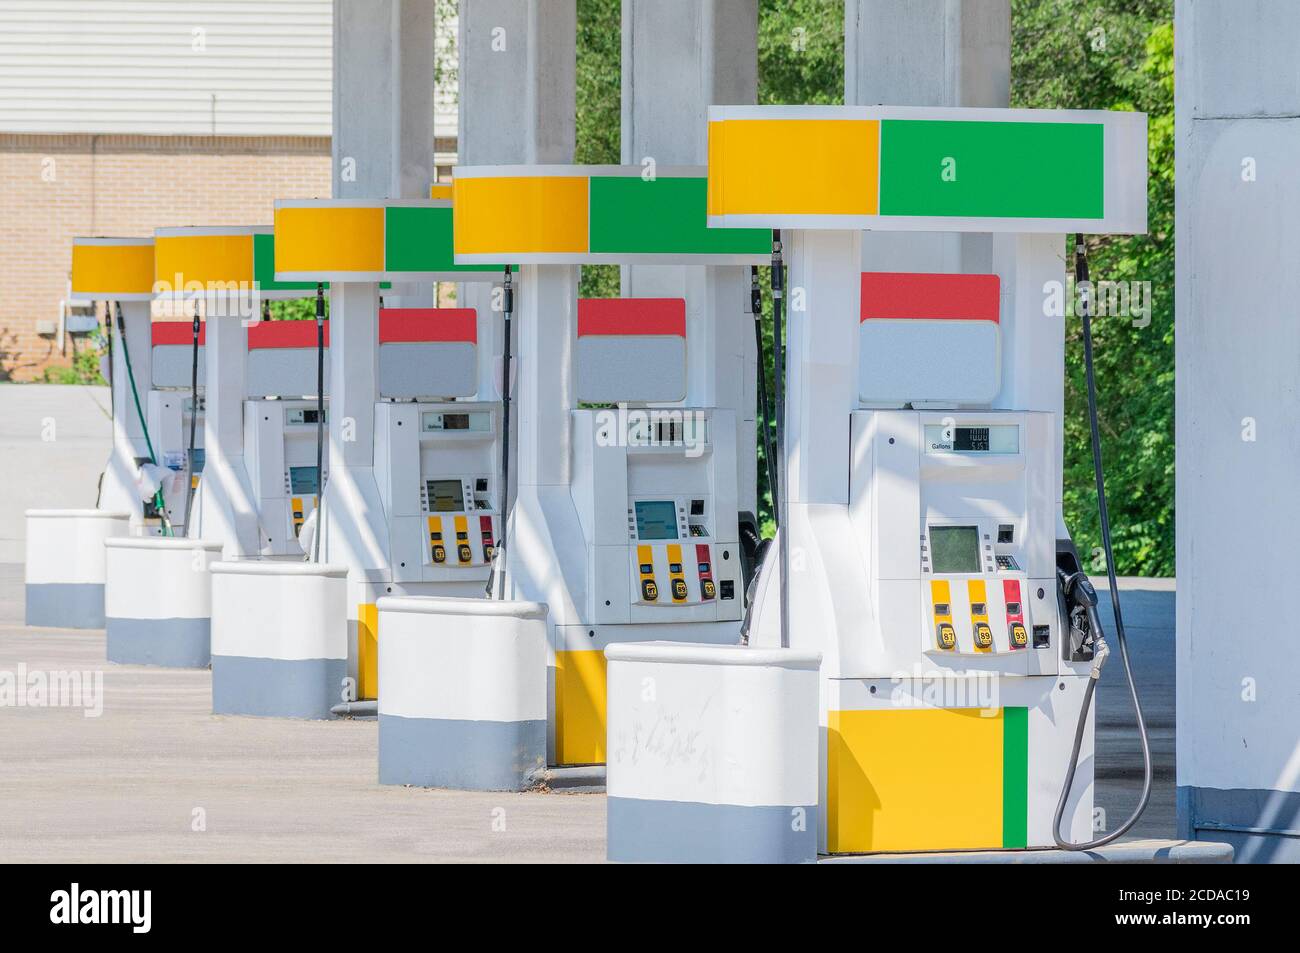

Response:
(239, 320), (331, 555)
(707, 105), (1150, 853)
(272, 198), (508, 700)
(69, 237), (157, 529)
(152, 226), (329, 558)
(450, 166), (769, 765)
(374, 307), (501, 590)
(145, 320), (205, 535)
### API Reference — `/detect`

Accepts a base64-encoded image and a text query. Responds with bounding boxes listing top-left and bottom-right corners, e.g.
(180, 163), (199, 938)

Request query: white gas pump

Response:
(152, 226), (330, 559)
(68, 237), (158, 530)
(450, 166), (769, 765)
(706, 105), (1150, 854)
(272, 199), (508, 700)
(145, 320), (205, 535)
(374, 307), (501, 591)
(238, 319), (331, 555)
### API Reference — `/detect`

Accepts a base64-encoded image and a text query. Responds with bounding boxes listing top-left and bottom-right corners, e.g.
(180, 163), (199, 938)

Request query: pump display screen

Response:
(634, 500), (678, 540)
(929, 525), (981, 573)
(426, 479), (465, 512)
(289, 466), (319, 495)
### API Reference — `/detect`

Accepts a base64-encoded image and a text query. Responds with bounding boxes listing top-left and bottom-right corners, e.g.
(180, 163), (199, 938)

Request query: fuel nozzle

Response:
(1058, 568), (1098, 608)
(1058, 568), (1102, 663)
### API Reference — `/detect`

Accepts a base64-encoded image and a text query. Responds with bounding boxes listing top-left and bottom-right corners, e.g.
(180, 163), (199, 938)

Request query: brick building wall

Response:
(0, 134), (332, 381)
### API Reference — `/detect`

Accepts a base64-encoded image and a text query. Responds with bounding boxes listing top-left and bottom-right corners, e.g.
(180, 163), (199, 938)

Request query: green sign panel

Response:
(879, 119), (1105, 219)
(385, 205), (508, 275)
(588, 176), (770, 257)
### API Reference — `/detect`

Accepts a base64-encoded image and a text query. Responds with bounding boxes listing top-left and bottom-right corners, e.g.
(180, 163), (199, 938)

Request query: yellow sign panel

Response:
(827, 707), (1004, 852)
(275, 205), (385, 275)
(429, 183), (453, 200)
(707, 118), (879, 218)
(154, 233), (255, 290)
(71, 241), (154, 297)
(453, 175), (589, 257)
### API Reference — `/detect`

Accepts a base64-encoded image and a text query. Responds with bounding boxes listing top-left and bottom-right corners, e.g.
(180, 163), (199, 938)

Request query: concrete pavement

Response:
(0, 558), (1177, 862)
(0, 563), (605, 863)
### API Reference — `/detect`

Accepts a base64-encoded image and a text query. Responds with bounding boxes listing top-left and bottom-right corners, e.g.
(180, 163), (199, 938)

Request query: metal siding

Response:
(0, 0), (332, 135)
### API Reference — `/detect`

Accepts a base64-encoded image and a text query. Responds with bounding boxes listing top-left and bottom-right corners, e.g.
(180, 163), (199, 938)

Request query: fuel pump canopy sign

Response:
(705, 104), (1148, 234)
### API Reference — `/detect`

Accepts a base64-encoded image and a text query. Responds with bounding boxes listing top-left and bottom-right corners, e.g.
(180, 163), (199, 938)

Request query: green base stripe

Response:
(589, 176), (770, 256)
(255, 233), (318, 292)
(385, 205), (506, 274)
(880, 119), (1105, 219)
(1002, 706), (1029, 848)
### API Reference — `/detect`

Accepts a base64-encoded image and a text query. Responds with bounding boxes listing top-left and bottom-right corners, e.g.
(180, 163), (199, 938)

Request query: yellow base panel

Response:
(554, 649), (606, 765)
(357, 603), (378, 701)
(827, 707), (1005, 853)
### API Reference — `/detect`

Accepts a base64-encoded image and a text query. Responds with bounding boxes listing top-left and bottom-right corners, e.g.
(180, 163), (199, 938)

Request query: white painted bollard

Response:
(209, 561), (348, 719)
(606, 642), (822, 863)
(24, 509), (132, 629)
(378, 596), (548, 790)
(104, 537), (223, 667)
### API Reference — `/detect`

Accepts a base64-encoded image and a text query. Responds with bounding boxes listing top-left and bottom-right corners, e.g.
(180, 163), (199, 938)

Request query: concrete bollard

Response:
(210, 561), (348, 719)
(605, 642), (822, 864)
(24, 509), (131, 629)
(377, 596), (548, 790)
(104, 537), (223, 667)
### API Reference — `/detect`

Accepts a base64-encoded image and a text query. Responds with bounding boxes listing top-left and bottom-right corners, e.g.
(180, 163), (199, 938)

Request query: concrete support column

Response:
(333, 0), (435, 305)
(620, 0), (759, 519)
(333, 0), (435, 201)
(786, 231), (862, 508)
(516, 265), (578, 490)
(323, 0), (435, 576)
(846, 0), (1008, 277)
(458, 0), (577, 394)
(322, 281), (389, 573)
(101, 301), (151, 522)
(1175, 0), (1300, 862)
(198, 310), (259, 555)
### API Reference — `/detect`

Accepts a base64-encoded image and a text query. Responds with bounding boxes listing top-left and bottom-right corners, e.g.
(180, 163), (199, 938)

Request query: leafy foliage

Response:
(1013, 1), (1173, 575)
(40, 327), (107, 385)
(575, 0), (622, 300)
(572, 0), (1173, 573)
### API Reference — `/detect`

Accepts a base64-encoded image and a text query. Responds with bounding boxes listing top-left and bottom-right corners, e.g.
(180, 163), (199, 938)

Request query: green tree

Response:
(574, 1), (1173, 572)
(575, 0), (622, 300)
(1013, 1), (1174, 575)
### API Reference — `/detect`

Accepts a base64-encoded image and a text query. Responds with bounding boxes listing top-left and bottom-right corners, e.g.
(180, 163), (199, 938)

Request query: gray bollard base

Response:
(607, 796), (819, 863)
(378, 713), (546, 791)
(211, 655), (346, 720)
(106, 617), (211, 668)
(25, 583), (106, 629)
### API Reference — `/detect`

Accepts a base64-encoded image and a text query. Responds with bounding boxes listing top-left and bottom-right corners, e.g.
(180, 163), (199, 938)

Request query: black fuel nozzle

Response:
(315, 283), (325, 324)
(1058, 567), (1098, 608)
(1058, 568), (1100, 661)
(750, 265), (762, 316)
